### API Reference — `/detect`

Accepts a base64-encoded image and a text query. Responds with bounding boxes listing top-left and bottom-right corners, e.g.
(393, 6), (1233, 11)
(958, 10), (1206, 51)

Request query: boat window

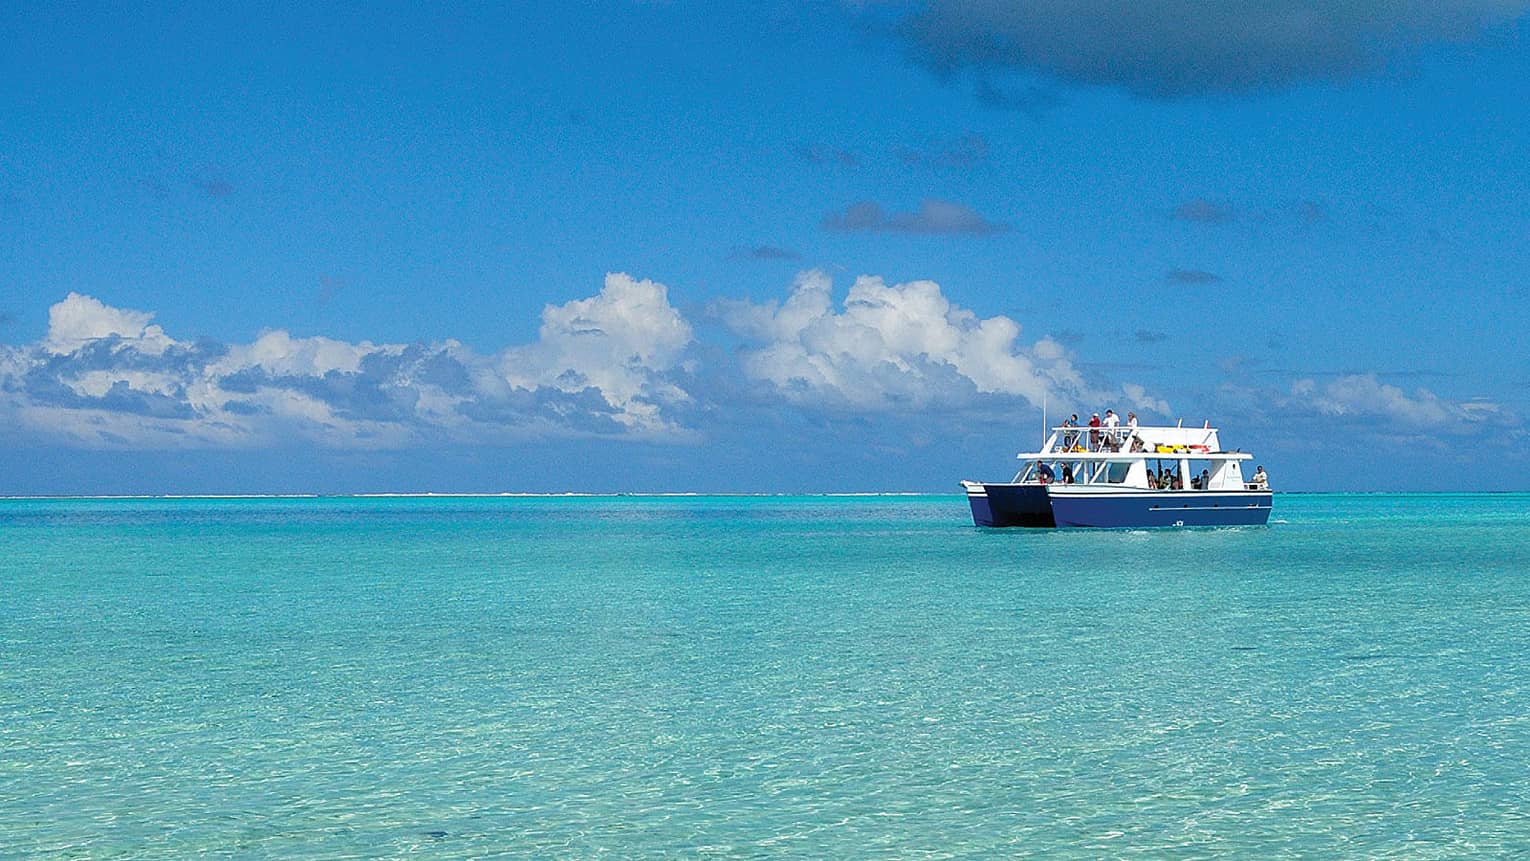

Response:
(1104, 461), (1131, 484)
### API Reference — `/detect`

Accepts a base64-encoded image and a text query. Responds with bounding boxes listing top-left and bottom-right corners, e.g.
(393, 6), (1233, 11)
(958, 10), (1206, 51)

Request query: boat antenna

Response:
(1042, 392), (1048, 447)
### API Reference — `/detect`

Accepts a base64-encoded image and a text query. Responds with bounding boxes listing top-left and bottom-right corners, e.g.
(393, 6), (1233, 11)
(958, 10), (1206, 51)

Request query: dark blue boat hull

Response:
(1049, 490), (1271, 528)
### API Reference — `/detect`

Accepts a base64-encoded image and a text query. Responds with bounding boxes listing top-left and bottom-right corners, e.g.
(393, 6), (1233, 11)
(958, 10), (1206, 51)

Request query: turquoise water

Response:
(3, 494), (1530, 858)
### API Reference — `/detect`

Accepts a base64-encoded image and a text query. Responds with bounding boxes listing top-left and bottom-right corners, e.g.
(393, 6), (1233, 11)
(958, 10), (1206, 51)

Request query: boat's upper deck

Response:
(1021, 424), (1251, 460)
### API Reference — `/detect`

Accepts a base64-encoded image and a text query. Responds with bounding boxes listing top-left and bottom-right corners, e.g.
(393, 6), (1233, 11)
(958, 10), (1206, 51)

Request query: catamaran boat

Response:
(961, 423), (1272, 528)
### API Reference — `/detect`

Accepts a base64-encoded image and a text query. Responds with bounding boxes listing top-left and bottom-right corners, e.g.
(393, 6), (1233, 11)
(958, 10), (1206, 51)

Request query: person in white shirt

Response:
(1251, 465), (1269, 490)
(1102, 409), (1121, 448)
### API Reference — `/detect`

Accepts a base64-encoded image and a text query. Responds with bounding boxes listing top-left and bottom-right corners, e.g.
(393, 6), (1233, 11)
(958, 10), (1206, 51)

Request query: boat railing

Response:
(1043, 424), (1219, 454)
(1047, 425), (1146, 454)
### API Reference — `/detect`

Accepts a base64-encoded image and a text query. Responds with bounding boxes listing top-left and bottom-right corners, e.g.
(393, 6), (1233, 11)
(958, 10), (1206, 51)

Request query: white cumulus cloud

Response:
(719, 270), (1159, 413)
(499, 273), (694, 431)
(1, 271), (1189, 450)
(219, 330), (382, 377)
(1290, 374), (1501, 427)
(0, 274), (699, 449)
(44, 292), (176, 355)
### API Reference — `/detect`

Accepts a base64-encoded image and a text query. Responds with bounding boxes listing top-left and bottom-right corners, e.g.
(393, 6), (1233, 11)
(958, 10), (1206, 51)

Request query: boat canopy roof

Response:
(1017, 424), (1252, 461)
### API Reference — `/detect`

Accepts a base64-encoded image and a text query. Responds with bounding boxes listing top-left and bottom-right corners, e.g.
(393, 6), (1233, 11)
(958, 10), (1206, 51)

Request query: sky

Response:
(2, 1), (1528, 494)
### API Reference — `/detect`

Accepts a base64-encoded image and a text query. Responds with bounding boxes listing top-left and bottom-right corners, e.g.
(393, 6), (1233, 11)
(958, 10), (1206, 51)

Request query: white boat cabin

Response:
(1014, 424), (1265, 492)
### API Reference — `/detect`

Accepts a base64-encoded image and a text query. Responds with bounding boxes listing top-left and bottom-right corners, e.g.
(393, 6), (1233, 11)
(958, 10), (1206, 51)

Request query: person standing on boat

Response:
(1062, 414), (1080, 449)
(1103, 409), (1121, 448)
(1252, 465), (1269, 490)
(1127, 411), (1138, 433)
(1088, 413), (1102, 449)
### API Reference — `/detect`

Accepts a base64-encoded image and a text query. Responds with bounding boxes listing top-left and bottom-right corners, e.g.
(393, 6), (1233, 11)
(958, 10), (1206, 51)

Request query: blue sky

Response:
(2, 1), (1528, 493)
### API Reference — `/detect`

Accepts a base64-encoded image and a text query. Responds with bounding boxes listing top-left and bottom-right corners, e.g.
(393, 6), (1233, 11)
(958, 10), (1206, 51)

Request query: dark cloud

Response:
(193, 177), (234, 200)
(318, 275), (348, 304)
(1170, 198), (1333, 226)
(312, 369), (421, 423)
(457, 385), (626, 435)
(973, 78), (1063, 116)
(1255, 367), (1457, 380)
(894, 1), (1530, 98)
(217, 367), (412, 422)
(218, 345), (478, 423)
(1167, 268), (1222, 285)
(1219, 354), (1262, 375)
(95, 381), (198, 419)
(799, 145), (859, 167)
(1172, 199), (1236, 224)
(896, 132), (991, 168)
(1388, 369), (1461, 380)
(32, 336), (227, 379)
(365, 345), (476, 396)
(222, 400), (267, 416)
(215, 367), (261, 394)
(1078, 361), (1161, 373)
(19, 369), (197, 420)
(1296, 200), (1328, 223)
(732, 245), (802, 261)
(823, 199), (1008, 235)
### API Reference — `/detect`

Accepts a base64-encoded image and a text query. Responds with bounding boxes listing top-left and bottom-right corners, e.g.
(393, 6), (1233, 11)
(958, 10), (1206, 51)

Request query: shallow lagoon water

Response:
(3, 494), (1529, 858)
